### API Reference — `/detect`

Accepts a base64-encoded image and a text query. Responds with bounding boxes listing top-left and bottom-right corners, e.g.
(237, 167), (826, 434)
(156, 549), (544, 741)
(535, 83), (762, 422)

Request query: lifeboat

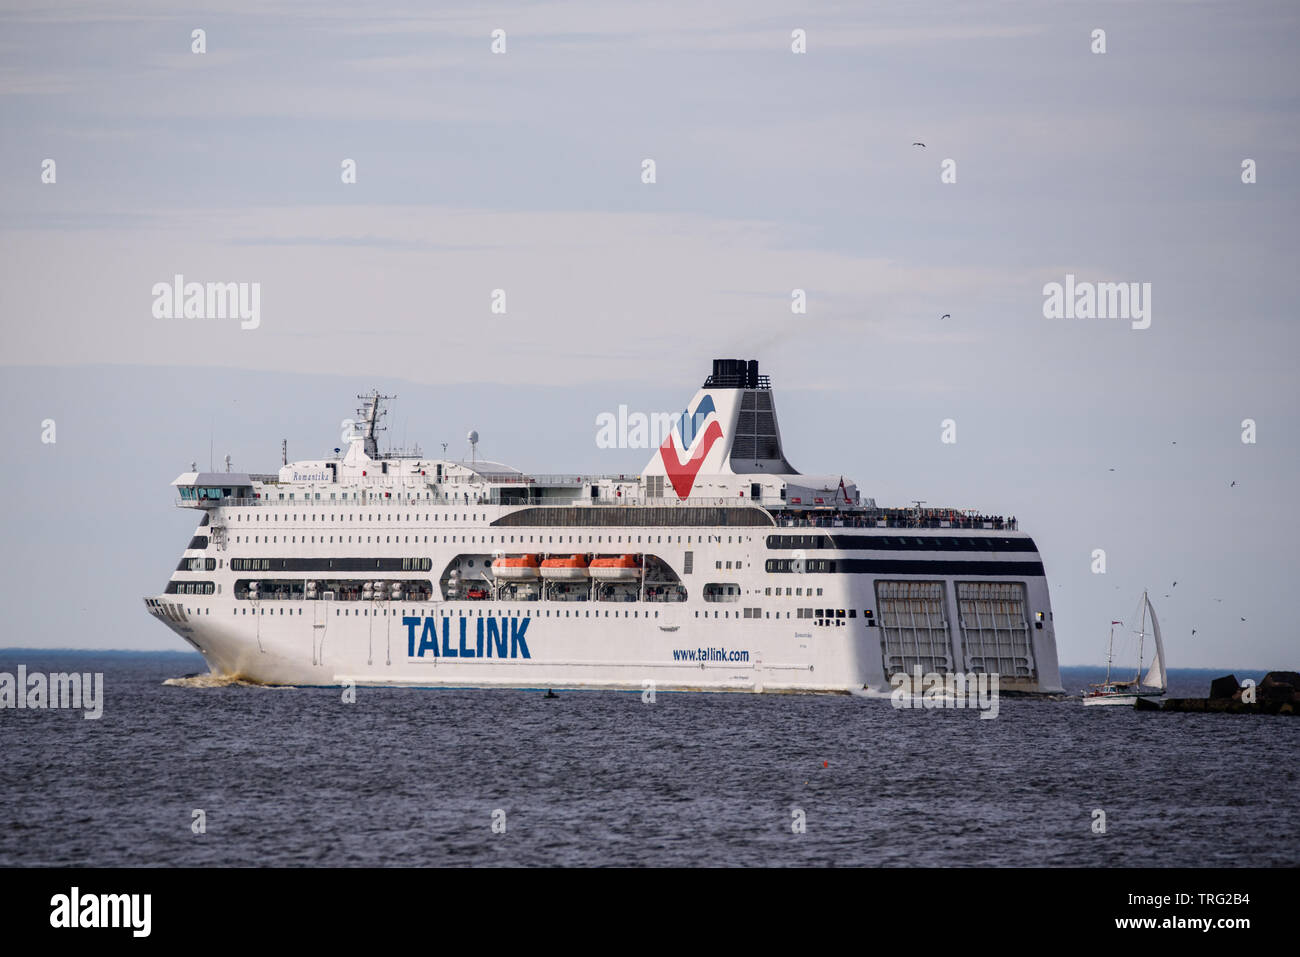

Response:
(490, 554), (541, 581)
(589, 554), (641, 581)
(540, 554), (590, 580)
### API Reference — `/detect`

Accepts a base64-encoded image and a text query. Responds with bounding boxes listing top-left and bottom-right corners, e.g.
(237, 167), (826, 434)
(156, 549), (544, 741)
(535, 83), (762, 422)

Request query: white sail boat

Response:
(1083, 590), (1167, 706)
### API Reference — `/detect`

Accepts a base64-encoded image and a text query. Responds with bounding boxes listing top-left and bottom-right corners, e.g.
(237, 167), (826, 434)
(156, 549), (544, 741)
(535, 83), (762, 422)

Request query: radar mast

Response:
(356, 391), (394, 458)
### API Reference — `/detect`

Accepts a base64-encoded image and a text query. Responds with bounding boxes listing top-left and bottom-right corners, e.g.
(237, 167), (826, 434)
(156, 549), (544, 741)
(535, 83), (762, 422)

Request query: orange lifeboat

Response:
(540, 554), (590, 580)
(589, 554), (642, 581)
(490, 554), (541, 581)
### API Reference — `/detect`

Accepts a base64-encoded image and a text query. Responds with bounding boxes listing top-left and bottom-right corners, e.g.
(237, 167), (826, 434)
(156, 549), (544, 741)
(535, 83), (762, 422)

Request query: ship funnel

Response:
(642, 358), (796, 497)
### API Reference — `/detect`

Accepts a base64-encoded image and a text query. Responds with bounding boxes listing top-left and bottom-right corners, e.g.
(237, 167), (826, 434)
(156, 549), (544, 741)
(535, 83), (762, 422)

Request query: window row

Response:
(177, 557), (217, 571)
(229, 520), (744, 548)
(766, 534), (1037, 552)
(796, 608), (856, 619)
(766, 534), (833, 550)
(164, 581), (216, 595)
(234, 579), (435, 602)
(230, 557), (433, 571)
(231, 533), (751, 547)
(237, 511), (485, 522)
(764, 558), (837, 573)
(695, 609), (795, 619)
(227, 606), (664, 619)
(180, 486), (251, 501)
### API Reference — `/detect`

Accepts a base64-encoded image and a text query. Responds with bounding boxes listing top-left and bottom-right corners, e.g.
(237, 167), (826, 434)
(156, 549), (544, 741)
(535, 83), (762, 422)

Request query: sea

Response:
(0, 651), (1295, 867)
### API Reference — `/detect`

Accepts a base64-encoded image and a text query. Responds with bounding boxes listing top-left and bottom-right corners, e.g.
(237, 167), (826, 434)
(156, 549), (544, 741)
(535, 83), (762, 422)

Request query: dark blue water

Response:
(1, 652), (1294, 866)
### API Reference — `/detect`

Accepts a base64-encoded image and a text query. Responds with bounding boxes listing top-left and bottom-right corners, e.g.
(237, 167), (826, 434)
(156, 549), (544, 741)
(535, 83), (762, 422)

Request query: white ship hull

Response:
(145, 519), (1064, 693)
(149, 599), (851, 691)
(148, 597), (1060, 693)
(146, 360), (1065, 694)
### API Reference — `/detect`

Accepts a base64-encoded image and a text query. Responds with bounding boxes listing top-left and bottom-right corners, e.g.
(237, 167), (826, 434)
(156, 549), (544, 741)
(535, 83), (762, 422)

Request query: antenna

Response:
(224, 453), (231, 473)
(282, 439), (287, 466)
(355, 391), (395, 459)
(467, 430), (479, 466)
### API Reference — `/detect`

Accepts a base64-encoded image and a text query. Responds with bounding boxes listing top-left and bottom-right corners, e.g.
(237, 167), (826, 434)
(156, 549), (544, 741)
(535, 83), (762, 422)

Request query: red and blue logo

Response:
(659, 396), (723, 498)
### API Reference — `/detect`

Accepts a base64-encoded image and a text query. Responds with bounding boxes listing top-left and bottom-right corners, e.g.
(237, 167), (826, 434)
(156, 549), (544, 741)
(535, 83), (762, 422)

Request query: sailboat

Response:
(1083, 590), (1167, 706)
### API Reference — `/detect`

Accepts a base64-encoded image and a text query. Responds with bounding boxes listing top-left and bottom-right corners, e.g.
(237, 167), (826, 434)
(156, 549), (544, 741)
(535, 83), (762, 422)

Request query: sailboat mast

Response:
(1136, 590), (1148, 683)
(1104, 622), (1115, 684)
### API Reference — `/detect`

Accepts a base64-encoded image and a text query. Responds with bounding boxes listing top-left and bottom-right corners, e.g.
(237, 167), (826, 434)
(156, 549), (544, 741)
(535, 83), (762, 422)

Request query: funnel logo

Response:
(659, 396), (723, 498)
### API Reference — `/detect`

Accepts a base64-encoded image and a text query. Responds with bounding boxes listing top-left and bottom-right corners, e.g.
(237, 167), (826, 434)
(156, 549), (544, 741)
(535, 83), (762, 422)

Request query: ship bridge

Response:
(173, 472), (256, 505)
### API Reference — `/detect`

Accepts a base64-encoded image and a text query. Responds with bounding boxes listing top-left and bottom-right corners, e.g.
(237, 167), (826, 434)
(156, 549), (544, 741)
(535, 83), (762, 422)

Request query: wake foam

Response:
(162, 673), (295, 689)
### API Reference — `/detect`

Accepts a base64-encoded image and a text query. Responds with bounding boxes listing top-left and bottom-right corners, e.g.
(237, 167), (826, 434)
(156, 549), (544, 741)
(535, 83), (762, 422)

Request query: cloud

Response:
(0, 203), (1028, 388)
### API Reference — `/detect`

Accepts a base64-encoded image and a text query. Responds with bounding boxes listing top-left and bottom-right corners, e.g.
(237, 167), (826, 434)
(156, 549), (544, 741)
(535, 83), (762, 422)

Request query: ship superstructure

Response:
(146, 359), (1063, 693)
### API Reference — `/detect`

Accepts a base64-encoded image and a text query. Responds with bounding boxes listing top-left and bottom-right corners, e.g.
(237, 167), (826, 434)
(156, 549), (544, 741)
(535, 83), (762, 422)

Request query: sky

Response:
(0, 0), (1296, 667)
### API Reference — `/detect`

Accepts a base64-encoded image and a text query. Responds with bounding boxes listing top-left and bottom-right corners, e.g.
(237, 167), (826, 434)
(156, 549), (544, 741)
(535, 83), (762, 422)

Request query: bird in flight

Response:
(1172, 581), (1177, 588)
(912, 142), (926, 148)
(1230, 480), (1237, 487)
(1213, 598), (1223, 603)
(940, 314), (951, 320)
(1240, 617), (1247, 622)
(1108, 468), (1116, 472)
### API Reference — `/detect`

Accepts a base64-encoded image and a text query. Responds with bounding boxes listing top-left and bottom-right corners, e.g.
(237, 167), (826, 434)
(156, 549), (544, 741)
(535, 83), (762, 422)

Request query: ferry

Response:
(144, 359), (1064, 694)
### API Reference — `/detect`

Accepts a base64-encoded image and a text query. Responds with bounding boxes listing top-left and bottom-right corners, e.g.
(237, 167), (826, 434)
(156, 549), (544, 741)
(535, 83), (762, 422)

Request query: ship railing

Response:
(639, 497), (773, 509)
(176, 492), (435, 508)
(773, 515), (1018, 530)
(498, 496), (770, 509)
(172, 493), (1015, 528)
(443, 472), (640, 486)
(176, 496), (266, 508)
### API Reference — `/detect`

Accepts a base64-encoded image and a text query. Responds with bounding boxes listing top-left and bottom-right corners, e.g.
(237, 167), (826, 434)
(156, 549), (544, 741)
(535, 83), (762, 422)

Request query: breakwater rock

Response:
(1157, 671), (1298, 715)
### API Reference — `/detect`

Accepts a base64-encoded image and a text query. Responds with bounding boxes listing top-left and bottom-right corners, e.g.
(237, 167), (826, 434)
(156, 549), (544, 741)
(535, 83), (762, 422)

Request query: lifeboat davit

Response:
(589, 554), (641, 581)
(491, 554), (541, 581)
(540, 554), (590, 580)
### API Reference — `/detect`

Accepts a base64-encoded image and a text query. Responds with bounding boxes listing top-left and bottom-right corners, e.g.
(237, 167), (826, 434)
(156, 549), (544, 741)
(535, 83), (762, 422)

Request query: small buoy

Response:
(823, 760), (828, 768)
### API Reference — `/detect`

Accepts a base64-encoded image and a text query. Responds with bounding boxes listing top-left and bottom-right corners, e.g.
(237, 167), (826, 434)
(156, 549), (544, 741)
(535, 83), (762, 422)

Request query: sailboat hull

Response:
(1083, 692), (1164, 707)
